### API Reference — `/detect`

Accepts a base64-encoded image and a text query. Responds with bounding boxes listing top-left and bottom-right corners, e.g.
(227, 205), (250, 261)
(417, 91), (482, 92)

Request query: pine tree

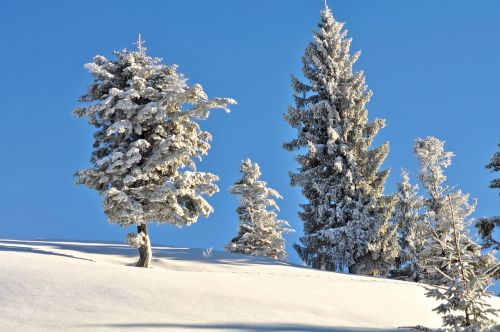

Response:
(413, 137), (500, 287)
(74, 36), (236, 267)
(426, 196), (498, 329)
(486, 143), (500, 192)
(475, 144), (500, 250)
(225, 159), (293, 259)
(414, 137), (473, 284)
(391, 169), (427, 281)
(284, 5), (396, 275)
(475, 216), (500, 250)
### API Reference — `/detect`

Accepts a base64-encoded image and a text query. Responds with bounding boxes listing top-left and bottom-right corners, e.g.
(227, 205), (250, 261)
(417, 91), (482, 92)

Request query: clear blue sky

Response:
(1, 1), (499, 270)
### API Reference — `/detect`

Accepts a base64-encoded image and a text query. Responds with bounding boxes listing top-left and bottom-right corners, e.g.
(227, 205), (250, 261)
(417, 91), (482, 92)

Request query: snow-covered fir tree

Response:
(414, 137), (475, 284)
(414, 137), (499, 286)
(225, 159), (293, 259)
(391, 169), (427, 281)
(74, 36), (236, 267)
(426, 196), (499, 329)
(284, 5), (397, 275)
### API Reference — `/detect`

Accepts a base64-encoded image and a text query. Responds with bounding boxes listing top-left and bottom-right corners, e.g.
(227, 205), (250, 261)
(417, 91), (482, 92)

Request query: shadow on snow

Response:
(0, 239), (301, 268)
(82, 322), (407, 331)
(0, 244), (94, 262)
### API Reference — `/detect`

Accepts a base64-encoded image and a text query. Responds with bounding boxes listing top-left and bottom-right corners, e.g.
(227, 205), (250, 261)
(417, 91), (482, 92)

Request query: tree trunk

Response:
(136, 223), (152, 268)
(446, 196), (470, 326)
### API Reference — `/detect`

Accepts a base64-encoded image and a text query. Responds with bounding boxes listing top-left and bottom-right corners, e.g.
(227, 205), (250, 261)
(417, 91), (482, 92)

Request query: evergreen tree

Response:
(426, 196), (498, 329)
(391, 169), (427, 281)
(74, 36), (236, 267)
(486, 143), (500, 192)
(226, 159), (293, 259)
(414, 137), (475, 284)
(475, 144), (500, 250)
(475, 216), (500, 250)
(414, 137), (500, 286)
(284, 5), (396, 275)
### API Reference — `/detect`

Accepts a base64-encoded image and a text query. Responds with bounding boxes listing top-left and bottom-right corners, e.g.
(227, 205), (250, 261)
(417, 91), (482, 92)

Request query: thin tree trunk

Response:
(446, 195), (470, 326)
(136, 223), (152, 268)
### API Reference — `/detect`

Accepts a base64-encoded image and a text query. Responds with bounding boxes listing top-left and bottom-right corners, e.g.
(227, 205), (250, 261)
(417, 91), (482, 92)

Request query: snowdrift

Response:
(0, 239), (498, 331)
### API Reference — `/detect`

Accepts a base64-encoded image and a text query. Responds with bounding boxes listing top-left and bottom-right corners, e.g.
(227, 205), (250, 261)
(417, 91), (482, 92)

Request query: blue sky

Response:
(1, 0), (499, 274)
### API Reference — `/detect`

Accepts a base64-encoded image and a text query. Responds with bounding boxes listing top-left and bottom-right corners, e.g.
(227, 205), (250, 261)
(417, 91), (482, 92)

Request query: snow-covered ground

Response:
(0, 239), (498, 331)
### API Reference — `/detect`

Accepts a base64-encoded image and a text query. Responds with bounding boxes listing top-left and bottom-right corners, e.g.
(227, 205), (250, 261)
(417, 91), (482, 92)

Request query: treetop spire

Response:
(134, 33), (147, 54)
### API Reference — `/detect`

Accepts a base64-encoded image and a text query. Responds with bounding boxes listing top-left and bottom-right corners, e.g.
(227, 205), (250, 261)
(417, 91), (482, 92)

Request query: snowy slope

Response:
(0, 239), (498, 331)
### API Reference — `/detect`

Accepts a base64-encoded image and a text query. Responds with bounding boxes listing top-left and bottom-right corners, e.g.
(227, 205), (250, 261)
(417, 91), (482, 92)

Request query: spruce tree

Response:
(414, 137), (476, 284)
(391, 169), (427, 281)
(226, 159), (293, 259)
(475, 144), (500, 250)
(475, 216), (500, 250)
(426, 196), (498, 329)
(74, 36), (236, 267)
(284, 5), (396, 275)
(486, 143), (500, 192)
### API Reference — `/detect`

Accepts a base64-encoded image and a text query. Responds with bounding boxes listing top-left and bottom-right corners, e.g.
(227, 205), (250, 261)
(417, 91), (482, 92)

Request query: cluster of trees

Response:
(74, 36), (291, 267)
(74, 7), (499, 331)
(282, 5), (499, 330)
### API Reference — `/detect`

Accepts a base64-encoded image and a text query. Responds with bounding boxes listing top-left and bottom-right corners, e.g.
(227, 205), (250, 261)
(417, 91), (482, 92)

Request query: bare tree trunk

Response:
(136, 223), (152, 268)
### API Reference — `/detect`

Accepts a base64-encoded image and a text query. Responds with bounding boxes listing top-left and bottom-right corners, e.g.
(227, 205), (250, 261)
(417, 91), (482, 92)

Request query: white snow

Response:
(0, 239), (498, 331)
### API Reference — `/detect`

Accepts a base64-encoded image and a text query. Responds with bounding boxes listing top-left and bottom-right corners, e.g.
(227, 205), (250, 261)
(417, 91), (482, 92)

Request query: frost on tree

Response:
(414, 137), (499, 286)
(414, 137), (475, 284)
(415, 138), (499, 328)
(391, 169), (427, 281)
(425, 195), (499, 329)
(74, 36), (236, 268)
(284, 6), (397, 275)
(225, 159), (293, 259)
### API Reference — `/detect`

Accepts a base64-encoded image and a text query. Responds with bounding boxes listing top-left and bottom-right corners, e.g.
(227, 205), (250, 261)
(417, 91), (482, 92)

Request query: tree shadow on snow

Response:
(0, 244), (94, 262)
(151, 246), (299, 268)
(0, 239), (132, 255)
(0, 239), (301, 268)
(83, 322), (406, 331)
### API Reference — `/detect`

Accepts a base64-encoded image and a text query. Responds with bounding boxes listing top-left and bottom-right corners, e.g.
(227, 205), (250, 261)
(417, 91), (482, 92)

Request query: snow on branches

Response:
(226, 159), (293, 259)
(284, 7), (396, 275)
(74, 38), (235, 267)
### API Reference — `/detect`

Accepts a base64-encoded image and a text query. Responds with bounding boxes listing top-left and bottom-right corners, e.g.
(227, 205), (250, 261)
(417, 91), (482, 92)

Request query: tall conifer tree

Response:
(391, 169), (427, 281)
(284, 6), (396, 275)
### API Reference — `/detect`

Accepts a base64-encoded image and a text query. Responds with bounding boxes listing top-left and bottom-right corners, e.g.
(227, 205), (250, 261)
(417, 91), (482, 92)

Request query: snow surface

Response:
(0, 239), (498, 331)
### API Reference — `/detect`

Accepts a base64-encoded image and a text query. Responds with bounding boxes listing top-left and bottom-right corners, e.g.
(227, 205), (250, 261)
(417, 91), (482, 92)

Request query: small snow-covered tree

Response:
(414, 137), (464, 284)
(391, 169), (427, 281)
(74, 36), (236, 267)
(225, 159), (293, 259)
(426, 196), (499, 329)
(414, 137), (499, 286)
(284, 5), (397, 275)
